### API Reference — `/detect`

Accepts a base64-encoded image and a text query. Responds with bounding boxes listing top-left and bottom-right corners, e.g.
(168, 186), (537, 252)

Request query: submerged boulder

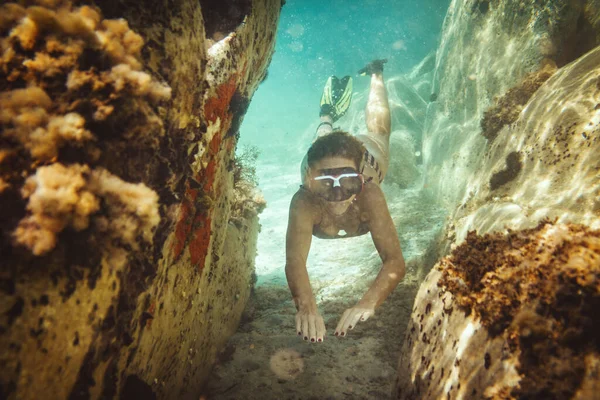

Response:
(450, 43), (600, 244)
(0, 0), (280, 399)
(423, 0), (600, 221)
(394, 222), (600, 399)
(397, 0), (600, 398)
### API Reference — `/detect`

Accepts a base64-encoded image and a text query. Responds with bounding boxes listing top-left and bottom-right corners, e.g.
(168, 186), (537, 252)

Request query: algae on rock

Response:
(0, 0), (280, 399)
(394, 222), (600, 399)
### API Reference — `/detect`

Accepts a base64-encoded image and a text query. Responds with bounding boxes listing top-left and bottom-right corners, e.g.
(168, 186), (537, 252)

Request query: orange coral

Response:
(1, 2), (171, 250)
(1, 87), (94, 161)
(14, 163), (99, 255)
(89, 167), (160, 248)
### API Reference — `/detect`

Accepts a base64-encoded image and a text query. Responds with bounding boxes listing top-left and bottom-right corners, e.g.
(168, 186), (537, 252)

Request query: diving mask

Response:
(312, 169), (364, 202)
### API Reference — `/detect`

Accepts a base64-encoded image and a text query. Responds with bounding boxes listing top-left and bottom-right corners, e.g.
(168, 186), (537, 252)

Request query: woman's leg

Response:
(365, 72), (391, 137)
(316, 114), (334, 137)
(356, 70), (391, 183)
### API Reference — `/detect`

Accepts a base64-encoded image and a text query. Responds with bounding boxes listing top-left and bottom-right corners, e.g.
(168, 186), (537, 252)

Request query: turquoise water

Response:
(209, 1), (455, 398)
(213, 1), (600, 398)
(239, 0), (448, 149)
(238, 0), (449, 290)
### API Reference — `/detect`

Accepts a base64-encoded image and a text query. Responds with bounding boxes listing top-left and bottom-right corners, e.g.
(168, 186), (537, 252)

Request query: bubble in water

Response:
(392, 40), (407, 51)
(286, 24), (305, 38)
(415, 151), (421, 157)
(269, 349), (304, 380)
(289, 41), (304, 53)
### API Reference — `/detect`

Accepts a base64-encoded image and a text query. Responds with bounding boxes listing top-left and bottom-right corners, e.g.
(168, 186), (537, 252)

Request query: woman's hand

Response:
(295, 308), (326, 343)
(334, 307), (374, 337)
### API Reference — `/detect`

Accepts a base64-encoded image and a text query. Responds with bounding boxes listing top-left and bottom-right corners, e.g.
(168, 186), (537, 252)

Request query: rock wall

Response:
(450, 44), (600, 243)
(395, 0), (600, 398)
(423, 0), (600, 238)
(0, 1), (280, 399)
(394, 222), (600, 399)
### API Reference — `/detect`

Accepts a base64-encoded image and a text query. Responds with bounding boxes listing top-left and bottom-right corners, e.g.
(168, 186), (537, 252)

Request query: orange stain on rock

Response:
(172, 185), (213, 272)
(146, 300), (156, 328)
(172, 75), (241, 272)
(204, 75), (238, 124)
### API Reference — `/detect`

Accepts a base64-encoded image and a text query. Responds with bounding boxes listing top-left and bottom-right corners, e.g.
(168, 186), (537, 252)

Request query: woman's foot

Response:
(358, 59), (388, 76)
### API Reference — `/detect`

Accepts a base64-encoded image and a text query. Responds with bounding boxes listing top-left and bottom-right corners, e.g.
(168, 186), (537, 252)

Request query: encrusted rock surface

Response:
(394, 222), (600, 399)
(450, 42), (600, 243)
(398, 0), (600, 398)
(0, 0), (280, 399)
(423, 0), (600, 223)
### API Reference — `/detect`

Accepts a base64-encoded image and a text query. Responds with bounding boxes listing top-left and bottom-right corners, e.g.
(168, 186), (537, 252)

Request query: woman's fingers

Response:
(335, 308), (375, 337)
(335, 309), (351, 336)
(296, 314), (302, 336)
(301, 316), (309, 341)
(360, 309), (373, 322)
(296, 308), (372, 341)
(348, 310), (364, 330)
(316, 315), (326, 342)
(295, 311), (326, 343)
(308, 314), (317, 342)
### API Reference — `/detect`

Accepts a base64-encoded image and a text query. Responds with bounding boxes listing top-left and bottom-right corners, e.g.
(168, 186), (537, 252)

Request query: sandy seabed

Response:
(206, 282), (418, 400)
(206, 186), (446, 400)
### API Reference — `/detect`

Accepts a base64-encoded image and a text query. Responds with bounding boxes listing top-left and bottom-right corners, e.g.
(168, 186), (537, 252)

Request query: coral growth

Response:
(0, 1), (170, 162)
(0, 1), (170, 256)
(1, 87), (94, 160)
(14, 163), (159, 255)
(438, 221), (600, 398)
(481, 61), (557, 141)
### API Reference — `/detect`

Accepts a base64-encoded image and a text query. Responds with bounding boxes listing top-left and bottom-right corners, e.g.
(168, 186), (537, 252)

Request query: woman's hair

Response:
(307, 131), (365, 169)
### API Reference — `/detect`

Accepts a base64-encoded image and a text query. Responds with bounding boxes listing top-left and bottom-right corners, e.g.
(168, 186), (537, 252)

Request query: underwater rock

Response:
(387, 76), (428, 140)
(0, 0), (279, 399)
(406, 51), (436, 102)
(423, 0), (600, 217)
(450, 43), (600, 244)
(394, 222), (600, 399)
(385, 130), (420, 189)
(480, 60), (557, 142)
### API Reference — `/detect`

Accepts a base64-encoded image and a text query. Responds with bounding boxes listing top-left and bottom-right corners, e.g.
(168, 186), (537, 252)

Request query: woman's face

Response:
(308, 156), (360, 215)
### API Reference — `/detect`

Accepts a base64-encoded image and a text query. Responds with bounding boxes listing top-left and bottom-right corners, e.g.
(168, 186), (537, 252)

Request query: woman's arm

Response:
(285, 190), (326, 342)
(335, 183), (405, 336)
(358, 184), (405, 308)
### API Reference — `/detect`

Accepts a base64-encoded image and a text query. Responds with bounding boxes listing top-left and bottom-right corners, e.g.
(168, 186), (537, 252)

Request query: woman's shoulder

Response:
(358, 180), (385, 201)
(355, 181), (388, 213)
(291, 186), (322, 217)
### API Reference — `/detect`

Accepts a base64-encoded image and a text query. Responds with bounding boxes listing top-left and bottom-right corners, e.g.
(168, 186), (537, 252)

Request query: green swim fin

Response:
(320, 75), (353, 122)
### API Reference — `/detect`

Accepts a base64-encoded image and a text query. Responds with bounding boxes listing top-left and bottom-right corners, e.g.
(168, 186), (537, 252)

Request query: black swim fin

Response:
(358, 59), (388, 76)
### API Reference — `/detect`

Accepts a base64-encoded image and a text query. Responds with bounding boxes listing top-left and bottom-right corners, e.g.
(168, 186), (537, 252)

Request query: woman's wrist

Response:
(295, 296), (317, 312)
(357, 296), (377, 310)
